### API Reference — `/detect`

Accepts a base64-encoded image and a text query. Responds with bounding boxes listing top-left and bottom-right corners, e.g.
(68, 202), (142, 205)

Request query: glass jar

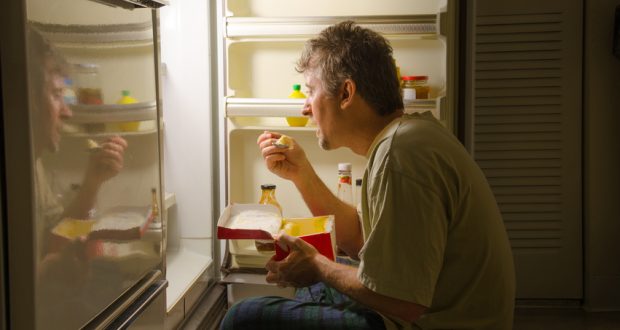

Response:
(402, 75), (430, 102)
(256, 184), (281, 252)
(74, 63), (103, 105)
(259, 184), (282, 214)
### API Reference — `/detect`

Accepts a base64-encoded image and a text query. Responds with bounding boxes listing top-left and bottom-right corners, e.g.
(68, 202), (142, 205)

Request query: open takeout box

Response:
(217, 203), (336, 261)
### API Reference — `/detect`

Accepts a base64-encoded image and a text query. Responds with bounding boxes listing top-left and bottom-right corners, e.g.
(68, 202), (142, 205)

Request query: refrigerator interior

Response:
(221, 0), (453, 273)
(22, 0), (164, 328)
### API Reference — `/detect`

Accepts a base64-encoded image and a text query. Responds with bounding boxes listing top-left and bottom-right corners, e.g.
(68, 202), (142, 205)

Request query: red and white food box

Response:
(217, 203), (336, 261)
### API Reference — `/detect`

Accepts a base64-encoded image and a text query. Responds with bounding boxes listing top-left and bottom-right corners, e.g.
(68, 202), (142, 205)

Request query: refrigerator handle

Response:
(84, 270), (165, 330)
(104, 279), (168, 330)
(89, 0), (168, 9)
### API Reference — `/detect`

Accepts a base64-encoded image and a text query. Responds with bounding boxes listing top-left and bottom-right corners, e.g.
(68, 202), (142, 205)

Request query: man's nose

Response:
(301, 99), (312, 117)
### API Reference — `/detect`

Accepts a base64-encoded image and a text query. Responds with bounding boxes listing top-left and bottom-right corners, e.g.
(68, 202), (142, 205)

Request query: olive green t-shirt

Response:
(357, 112), (515, 329)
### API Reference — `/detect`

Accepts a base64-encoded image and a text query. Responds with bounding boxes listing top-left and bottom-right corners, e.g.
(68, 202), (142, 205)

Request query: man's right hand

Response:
(257, 131), (312, 183)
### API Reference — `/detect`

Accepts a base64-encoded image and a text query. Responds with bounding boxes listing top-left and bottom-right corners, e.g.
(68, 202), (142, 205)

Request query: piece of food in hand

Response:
(273, 135), (292, 149)
(85, 138), (101, 151)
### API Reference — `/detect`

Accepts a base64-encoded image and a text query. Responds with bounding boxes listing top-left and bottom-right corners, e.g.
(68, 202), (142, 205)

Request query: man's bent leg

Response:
(220, 295), (385, 329)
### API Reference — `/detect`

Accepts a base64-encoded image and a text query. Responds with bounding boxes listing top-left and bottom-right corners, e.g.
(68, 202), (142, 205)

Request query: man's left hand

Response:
(265, 232), (322, 288)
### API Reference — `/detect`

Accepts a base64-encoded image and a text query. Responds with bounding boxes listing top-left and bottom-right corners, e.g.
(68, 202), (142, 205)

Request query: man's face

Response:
(40, 71), (72, 152)
(302, 71), (341, 150)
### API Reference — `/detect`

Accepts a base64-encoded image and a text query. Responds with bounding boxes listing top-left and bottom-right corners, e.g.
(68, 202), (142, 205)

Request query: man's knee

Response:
(220, 296), (282, 329)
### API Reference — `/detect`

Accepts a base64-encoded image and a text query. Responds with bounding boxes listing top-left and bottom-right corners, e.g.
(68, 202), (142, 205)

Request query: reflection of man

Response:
(27, 26), (127, 252)
(28, 25), (129, 328)
(27, 26), (127, 272)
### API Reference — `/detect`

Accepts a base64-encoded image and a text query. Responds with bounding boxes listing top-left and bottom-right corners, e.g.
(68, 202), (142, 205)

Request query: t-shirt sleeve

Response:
(357, 167), (448, 307)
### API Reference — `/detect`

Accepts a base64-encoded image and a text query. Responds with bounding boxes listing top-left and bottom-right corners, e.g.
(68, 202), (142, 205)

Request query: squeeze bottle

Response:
(117, 90), (140, 132)
(286, 84), (309, 127)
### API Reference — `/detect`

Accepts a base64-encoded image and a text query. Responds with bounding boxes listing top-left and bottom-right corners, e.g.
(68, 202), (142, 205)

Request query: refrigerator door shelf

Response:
(226, 15), (437, 38)
(61, 126), (157, 138)
(32, 21), (154, 48)
(67, 101), (157, 124)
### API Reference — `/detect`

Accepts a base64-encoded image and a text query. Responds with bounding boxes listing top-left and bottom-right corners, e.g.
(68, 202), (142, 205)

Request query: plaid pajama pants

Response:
(219, 281), (386, 329)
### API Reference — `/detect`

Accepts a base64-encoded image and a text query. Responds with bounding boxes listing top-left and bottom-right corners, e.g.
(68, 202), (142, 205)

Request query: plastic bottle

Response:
(337, 163), (353, 206)
(116, 90), (140, 132)
(286, 84), (309, 127)
(63, 78), (77, 105)
(259, 184), (282, 214)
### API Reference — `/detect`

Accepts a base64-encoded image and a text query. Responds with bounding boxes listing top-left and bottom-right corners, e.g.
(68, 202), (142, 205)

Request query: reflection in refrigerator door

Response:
(1, 0), (166, 328)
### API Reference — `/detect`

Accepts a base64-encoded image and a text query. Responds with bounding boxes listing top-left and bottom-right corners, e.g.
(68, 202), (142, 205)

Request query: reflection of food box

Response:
(217, 204), (336, 262)
(48, 206), (156, 254)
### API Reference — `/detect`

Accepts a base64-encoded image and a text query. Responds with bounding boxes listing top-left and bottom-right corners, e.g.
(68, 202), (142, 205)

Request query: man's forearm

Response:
(293, 169), (363, 256)
(63, 179), (100, 219)
(314, 254), (426, 324)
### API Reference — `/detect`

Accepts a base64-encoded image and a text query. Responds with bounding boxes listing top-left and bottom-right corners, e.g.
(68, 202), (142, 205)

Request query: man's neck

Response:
(348, 109), (403, 156)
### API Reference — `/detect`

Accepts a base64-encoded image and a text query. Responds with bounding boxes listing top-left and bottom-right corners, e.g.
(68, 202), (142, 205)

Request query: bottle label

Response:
(339, 175), (352, 185)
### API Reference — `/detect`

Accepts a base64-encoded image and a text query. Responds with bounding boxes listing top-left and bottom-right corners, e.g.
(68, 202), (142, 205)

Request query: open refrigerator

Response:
(1, 0), (459, 328)
(162, 0), (592, 323)
(209, 0), (460, 307)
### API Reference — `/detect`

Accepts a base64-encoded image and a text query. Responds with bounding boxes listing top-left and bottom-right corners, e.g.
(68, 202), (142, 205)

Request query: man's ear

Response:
(340, 79), (355, 109)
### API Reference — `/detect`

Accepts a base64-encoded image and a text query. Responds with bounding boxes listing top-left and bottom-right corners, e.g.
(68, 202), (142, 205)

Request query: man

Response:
(221, 21), (515, 329)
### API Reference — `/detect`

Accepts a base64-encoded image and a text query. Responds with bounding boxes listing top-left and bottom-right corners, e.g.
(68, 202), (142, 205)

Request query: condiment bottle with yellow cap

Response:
(286, 84), (309, 127)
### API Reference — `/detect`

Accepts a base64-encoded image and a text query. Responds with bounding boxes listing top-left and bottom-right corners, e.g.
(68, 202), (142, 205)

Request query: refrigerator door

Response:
(1, 0), (164, 328)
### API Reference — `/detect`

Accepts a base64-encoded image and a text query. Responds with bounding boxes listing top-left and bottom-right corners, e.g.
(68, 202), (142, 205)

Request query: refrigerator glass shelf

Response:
(229, 125), (317, 132)
(226, 97), (304, 117)
(226, 15), (437, 38)
(31, 21), (154, 48)
(226, 97), (438, 117)
(66, 101), (157, 124)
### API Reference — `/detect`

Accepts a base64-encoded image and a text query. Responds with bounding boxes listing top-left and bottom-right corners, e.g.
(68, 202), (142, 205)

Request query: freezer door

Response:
(1, 0), (165, 329)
